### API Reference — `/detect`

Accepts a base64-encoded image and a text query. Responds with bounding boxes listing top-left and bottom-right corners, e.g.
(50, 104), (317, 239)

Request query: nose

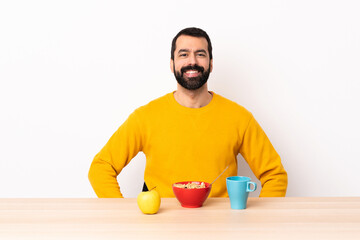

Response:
(187, 53), (197, 65)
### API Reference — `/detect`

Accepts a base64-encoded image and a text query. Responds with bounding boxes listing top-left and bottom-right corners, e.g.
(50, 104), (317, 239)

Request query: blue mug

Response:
(226, 176), (257, 209)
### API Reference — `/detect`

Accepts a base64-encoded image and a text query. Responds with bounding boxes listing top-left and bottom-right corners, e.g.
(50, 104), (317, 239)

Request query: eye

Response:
(179, 53), (188, 57)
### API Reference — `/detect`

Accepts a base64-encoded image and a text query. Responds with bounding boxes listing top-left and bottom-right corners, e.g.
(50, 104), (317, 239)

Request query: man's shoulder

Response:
(133, 92), (171, 115)
(214, 92), (252, 116)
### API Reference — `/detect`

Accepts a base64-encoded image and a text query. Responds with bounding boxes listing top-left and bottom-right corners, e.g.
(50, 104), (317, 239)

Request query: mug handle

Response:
(246, 181), (257, 192)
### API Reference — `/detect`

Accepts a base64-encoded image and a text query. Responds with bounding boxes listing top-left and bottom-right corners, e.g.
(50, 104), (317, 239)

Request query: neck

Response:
(174, 84), (213, 108)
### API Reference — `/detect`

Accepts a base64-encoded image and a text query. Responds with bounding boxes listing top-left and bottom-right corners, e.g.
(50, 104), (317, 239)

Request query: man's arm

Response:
(88, 156), (123, 197)
(239, 115), (288, 197)
(88, 111), (144, 198)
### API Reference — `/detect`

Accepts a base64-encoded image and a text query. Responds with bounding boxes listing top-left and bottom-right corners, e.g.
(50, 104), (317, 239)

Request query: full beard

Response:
(174, 64), (211, 90)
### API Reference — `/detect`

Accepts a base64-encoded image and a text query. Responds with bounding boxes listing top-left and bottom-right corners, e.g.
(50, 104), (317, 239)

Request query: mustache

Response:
(181, 65), (204, 74)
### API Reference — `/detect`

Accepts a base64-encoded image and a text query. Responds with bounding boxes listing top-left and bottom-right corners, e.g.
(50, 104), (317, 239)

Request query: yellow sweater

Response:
(89, 92), (287, 198)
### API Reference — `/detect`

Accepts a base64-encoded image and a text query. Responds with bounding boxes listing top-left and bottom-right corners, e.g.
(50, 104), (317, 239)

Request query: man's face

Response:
(171, 35), (213, 90)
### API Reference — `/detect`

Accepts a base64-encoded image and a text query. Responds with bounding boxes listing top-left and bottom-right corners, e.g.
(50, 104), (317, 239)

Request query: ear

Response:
(210, 59), (213, 72)
(170, 59), (174, 73)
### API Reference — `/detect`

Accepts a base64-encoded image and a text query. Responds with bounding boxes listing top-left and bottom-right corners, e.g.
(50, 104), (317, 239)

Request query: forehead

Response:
(175, 35), (209, 52)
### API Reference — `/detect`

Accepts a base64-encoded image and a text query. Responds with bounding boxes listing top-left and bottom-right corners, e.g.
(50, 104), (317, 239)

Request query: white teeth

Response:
(186, 70), (198, 73)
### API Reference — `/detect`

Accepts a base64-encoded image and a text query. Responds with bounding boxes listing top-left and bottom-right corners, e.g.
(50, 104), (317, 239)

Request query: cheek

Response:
(200, 59), (211, 67)
(174, 62), (184, 72)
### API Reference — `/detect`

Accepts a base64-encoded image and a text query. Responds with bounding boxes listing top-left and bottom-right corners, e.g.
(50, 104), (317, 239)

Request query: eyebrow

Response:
(178, 49), (208, 55)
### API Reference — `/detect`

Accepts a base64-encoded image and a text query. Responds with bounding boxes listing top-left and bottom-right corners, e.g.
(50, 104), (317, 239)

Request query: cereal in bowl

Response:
(173, 182), (206, 189)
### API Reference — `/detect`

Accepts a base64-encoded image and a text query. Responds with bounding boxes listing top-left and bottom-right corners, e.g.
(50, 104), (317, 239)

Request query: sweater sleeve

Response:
(239, 115), (288, 197)
(88, 110), (144, 198)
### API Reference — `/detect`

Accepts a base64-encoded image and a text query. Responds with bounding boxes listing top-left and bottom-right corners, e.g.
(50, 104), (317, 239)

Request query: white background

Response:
(1, 0), (359, 198)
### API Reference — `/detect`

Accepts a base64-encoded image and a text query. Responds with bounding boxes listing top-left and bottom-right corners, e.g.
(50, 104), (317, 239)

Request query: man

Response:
(88, 27), (287, 198)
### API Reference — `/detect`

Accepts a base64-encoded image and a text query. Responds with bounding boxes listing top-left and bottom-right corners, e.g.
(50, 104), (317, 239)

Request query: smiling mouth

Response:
(183, 70), (200, 78)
